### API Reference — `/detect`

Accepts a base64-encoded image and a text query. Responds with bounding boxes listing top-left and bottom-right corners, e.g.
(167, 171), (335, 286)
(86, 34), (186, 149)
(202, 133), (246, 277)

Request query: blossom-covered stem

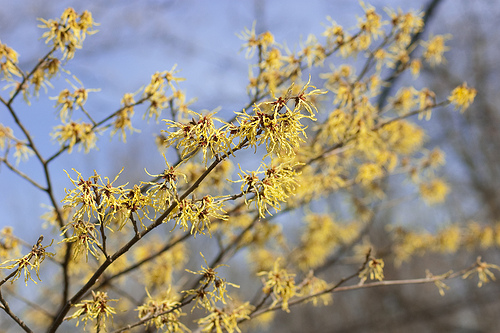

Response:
(0, 290), (33, 333)
(305, 101), (449, 170)
(49, 137), (252, 332)
(250, 260), (476, 320)
(109, 291), (203, 333)
(89, 199), (248, 298)
(226, 31), (363, 126)
(377, 0), (443, 109)
(7, 47), (57, 105)
(45, 95), (151, 164)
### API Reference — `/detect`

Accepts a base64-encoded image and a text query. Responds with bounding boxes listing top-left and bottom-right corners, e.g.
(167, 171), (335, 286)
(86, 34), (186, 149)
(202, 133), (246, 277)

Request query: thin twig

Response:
(0, 290), (34, 333)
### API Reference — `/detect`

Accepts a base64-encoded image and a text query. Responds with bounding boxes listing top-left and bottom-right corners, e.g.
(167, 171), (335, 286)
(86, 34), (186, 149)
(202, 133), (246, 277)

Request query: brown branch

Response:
(0, 158), (46, 191)
(249, 259), (475, 320)
(0, 290), (33, 333)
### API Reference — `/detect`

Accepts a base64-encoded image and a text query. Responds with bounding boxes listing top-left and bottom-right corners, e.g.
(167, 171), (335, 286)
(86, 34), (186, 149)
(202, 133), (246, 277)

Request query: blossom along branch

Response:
(0, 4), (490, 333)
(246, 255), (477, 320)
(47, 133), (256, 331)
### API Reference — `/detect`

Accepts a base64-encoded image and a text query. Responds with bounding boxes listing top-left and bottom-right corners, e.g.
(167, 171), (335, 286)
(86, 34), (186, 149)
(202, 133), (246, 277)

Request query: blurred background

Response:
(1, 0), (499, 332)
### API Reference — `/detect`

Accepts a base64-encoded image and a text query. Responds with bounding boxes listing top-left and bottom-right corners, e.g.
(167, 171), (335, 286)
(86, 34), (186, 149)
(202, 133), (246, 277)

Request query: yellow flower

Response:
(13, 142), (34, 165)
(136, 287), (188, 332)
(38, 8), (98, 60)
(66, 291), (116, 330)
(356, 163), (384, 185)
(258, 258), (296, 312)
(359, 257), (385, 283)
(0, 41), (22, 80)
(463, 257), (500, 288)
(197, 302), (253, 333)
(422, 34), (450, 66)
(419, 178), (449, 204)
(52, 121), (97, 153)
(448, 82), (477, 112)
(358, 2), (386, 39)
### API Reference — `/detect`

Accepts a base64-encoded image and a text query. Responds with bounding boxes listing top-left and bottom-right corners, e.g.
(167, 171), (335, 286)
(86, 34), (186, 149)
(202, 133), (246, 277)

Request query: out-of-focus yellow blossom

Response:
(52, 121), (97, 153)
(38, 8), (98, 60)
(136, 287), (189, 332)
(358, 257), (385, 283)
(13, 142), (34, 165)
(356, 163), (384, 185)
(111, 92), (140, 142)
(463, 257), (500, 288)
(422, 34), (450, 66)
(0, 41), (22, 80)
(298, 272), (332, 306)
(426, 270), (452, 296)
(197, 302), (253, 333)
(0, 227), (21, 260)
(258, 258), (297, 312)
(387, 8), (424, 35)
(448, 82), (477, 112)
(410, 59), (422, 78)
(419, 178), (449, 204)
(237, 22), (276, 59)
(0, 124), (14, 150)
(135, 241), (187, 289)
(390, 87), (418, 113)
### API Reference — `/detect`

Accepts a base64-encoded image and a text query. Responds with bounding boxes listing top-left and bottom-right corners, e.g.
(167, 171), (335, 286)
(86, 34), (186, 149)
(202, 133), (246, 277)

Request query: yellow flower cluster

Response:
(294, 214), (361, 271)
(197, 302), (253, 333)
(66, 291), (116, 330)
(391, 221), (500, 266)
(38, 8), (98, 60)
(52, 80), (98, 122)
(0, 236), (54, 285)
(52, 121), (97, 153)
(448, 82), (477, 112)
(233, 161), (300, 217)
(173, 195), (228, 236)
(0, 41), (21, 80)
(0, 4), (488, 331)
(358, 257), (385, 283)
(136, 288), (189, 332)
(0, 227), (20, 260)
(258, 258), (297, 312)
(184, 253), (241, 317)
